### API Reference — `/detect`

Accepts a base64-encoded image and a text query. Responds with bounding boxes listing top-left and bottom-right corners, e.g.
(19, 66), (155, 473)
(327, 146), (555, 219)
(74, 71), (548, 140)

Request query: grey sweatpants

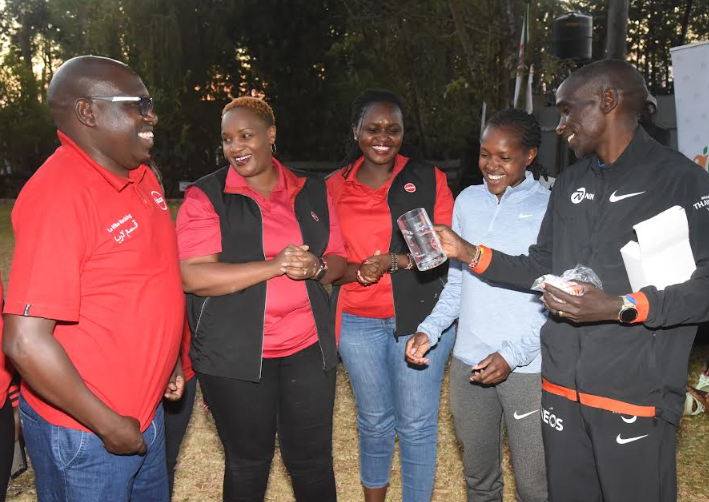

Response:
(450, 357), (548, 502)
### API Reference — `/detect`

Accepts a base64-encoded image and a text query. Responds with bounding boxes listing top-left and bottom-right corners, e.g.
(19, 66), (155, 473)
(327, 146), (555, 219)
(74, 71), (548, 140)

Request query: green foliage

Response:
(0, 0), (705, 195)
(227, 0), (349, 161)
(0, 52), (56, 181)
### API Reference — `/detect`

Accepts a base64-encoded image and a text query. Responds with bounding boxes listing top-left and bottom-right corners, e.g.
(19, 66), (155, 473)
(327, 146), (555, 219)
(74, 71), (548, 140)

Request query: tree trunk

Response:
(678, 0), (693, 47)
(448, 0), (476, 83)
(18, 10), (34, 69)
(399, 19), (430, 158)
(498, 0), (517, 109)
(605, 0), (629, 59)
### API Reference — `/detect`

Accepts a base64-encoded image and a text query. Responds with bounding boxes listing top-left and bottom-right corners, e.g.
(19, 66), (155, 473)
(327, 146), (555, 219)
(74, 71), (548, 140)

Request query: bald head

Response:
(555, 59), (650, 163)
(45, 56), (157, 178)
(47, 55), (139, 131)
(563, 59), (648, 118)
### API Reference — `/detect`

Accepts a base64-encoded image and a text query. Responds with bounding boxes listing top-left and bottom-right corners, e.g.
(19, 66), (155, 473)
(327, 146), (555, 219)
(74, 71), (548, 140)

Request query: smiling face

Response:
(88, 69), (158, 175)
(221, 107), (276, 180)
(555, 78), (606, 158)
(479, 125), (537, 200)
(354, 101), (404, 167)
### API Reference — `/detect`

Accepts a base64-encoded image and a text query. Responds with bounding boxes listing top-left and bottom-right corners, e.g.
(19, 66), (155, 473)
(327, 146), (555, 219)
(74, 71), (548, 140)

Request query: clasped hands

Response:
(356, 250), (390, 286)
(274, 244), (321, 280)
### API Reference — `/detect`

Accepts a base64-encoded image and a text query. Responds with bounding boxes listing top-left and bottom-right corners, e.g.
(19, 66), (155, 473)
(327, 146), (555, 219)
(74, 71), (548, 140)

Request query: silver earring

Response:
(354, 135), (358, 141)
(271, 143), (276, 153)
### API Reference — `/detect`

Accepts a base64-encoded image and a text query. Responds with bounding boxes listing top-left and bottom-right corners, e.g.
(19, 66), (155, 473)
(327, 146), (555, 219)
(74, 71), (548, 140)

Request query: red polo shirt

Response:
(176, 159), (346, 358)
(327, 155), (454, 318)
(5, 131), (184, 432)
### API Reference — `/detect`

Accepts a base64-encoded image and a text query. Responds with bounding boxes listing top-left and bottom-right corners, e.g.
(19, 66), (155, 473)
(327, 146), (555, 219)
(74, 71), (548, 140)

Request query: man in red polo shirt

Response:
(2, 56), (184, 502)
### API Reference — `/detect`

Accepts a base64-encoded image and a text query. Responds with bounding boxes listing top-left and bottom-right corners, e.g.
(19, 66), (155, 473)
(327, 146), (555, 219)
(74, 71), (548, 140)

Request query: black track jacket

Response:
(480, 127), (709, 425)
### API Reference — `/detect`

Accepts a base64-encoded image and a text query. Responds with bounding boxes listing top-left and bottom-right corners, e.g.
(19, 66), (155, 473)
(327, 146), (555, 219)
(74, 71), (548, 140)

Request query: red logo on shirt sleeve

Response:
(404, 183), (416, 193)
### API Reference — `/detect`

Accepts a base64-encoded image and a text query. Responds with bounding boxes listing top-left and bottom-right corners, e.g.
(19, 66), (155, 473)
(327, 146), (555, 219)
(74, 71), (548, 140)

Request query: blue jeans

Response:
(19, 398), (169, 502)
(339, 313), (455, 502)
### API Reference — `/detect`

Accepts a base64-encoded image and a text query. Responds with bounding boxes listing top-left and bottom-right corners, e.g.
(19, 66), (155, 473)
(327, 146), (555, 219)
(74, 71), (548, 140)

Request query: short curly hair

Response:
(222, 96), (275, 126)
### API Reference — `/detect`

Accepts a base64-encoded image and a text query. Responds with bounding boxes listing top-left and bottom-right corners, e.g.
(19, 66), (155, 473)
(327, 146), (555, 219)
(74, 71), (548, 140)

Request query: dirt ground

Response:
(7, 347), (709, 501)
(3, 202), (709, 501)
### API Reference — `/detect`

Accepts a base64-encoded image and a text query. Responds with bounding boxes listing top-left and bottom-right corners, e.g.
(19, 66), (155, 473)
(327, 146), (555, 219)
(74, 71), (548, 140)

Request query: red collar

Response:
(344, 154), (409, 185)
(57, 130), (147, 192)
(224, 157), (306, 207)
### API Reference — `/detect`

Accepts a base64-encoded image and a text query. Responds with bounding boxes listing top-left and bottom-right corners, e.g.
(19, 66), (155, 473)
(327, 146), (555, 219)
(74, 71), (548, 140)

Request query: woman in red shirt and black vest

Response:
(176, 97), (347, 502)
(327, 89), (455, 502)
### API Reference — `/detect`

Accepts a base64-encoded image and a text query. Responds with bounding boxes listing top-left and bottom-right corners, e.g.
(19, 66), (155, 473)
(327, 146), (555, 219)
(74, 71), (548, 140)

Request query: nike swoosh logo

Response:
(621, 415), (637, 424)
(609, 190), (645, 202)
(616, 433), (648, 444)
(513, 410), (539, 420)
(519, 213), (534, 219)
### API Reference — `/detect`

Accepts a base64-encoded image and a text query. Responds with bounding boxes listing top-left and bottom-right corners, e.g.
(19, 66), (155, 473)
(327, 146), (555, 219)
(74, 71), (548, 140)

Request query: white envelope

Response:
(620, 205), (696, 291)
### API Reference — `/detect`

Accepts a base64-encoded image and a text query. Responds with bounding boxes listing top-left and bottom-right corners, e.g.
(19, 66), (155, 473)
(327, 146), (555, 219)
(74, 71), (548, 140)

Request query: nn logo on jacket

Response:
(571, 187), (595, 204)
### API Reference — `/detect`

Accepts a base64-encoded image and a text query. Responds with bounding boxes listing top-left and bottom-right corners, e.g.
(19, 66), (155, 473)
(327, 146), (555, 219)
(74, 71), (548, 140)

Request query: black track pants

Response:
(541, 391), (676, 502)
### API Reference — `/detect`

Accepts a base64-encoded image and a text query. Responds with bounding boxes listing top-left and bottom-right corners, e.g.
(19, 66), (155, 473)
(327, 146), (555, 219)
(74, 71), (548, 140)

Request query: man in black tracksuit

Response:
(429, 59), (709, 501)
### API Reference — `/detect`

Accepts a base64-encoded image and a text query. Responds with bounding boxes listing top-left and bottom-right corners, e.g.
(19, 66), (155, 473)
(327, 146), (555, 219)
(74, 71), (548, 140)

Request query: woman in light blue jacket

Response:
(407, 109), (550, 502)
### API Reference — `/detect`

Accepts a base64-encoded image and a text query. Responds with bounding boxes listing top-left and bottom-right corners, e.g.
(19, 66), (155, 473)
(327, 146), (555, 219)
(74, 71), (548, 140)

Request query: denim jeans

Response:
(19, 398), (169, 502)
(339, 313), (455, 502)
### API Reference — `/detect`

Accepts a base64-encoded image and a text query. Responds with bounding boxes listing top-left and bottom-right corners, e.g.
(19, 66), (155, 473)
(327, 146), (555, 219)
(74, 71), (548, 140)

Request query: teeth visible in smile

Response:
(567, 133), (575, 143)
(235, 155), (251, 162)
(488, 174), (505, 180)
(138, 131), (153, 140)
(372, 146), (390, 153)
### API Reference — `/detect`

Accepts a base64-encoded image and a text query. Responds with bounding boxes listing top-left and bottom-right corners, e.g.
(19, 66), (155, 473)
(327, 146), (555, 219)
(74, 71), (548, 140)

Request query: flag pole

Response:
(525, 64), (535, 114)
(513, 0), (530, 109)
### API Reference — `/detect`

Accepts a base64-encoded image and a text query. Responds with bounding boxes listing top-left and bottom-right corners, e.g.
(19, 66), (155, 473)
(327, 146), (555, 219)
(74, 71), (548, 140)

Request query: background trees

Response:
(0, 0), (707, 195)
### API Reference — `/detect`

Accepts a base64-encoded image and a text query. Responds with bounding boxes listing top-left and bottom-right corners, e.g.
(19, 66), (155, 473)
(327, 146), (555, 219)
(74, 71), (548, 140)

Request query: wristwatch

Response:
(618, 295), (638, 323)
(314, 257), (328, 282)
(388, 252), (399, 274)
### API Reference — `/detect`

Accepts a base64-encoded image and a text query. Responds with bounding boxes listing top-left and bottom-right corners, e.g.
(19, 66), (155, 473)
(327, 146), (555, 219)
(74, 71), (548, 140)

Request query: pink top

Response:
(176, 159), (346, 358)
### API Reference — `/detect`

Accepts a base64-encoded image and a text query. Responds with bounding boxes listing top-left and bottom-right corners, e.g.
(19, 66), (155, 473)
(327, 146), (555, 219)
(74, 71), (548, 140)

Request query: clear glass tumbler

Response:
(396, 207), (448, 271)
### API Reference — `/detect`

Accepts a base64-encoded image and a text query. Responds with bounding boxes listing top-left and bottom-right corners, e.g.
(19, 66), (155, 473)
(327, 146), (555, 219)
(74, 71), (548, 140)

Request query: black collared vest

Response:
(186, 166), (337, 382)
(335, 158), (448, 336)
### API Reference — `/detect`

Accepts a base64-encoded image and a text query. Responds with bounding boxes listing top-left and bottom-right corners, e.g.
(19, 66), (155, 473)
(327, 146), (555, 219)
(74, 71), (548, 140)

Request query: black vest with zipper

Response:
(186, 165), (337, 382)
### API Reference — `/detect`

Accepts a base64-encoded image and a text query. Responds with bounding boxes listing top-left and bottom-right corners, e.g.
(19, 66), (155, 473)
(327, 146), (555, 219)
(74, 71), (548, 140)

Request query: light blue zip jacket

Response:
(417, 172), (550, 373)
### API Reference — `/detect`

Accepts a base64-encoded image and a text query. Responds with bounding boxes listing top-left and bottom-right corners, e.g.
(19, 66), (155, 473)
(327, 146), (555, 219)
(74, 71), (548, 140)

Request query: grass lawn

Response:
(3, 201), (709, 501)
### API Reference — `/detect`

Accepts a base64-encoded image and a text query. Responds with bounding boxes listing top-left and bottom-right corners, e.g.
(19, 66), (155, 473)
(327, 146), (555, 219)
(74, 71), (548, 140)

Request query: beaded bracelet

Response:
(468, 245), (484, 270)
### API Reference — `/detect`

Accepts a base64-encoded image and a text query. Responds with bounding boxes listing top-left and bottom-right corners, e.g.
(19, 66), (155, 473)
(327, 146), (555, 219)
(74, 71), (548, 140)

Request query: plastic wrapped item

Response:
(531, 265), (603, 302)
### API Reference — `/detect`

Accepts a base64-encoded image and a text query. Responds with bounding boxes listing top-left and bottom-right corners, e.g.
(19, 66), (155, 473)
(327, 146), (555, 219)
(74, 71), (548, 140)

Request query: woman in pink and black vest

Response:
(176, 97), (346, 502)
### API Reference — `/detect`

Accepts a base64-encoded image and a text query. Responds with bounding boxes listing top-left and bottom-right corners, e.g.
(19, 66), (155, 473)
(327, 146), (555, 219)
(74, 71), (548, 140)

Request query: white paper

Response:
(619, 240), (647, 292)
(620, 205), (696, 291)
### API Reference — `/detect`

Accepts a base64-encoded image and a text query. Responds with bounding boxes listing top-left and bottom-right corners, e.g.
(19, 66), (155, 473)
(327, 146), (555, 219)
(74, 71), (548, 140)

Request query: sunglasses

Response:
(88, 96), (155, 117)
